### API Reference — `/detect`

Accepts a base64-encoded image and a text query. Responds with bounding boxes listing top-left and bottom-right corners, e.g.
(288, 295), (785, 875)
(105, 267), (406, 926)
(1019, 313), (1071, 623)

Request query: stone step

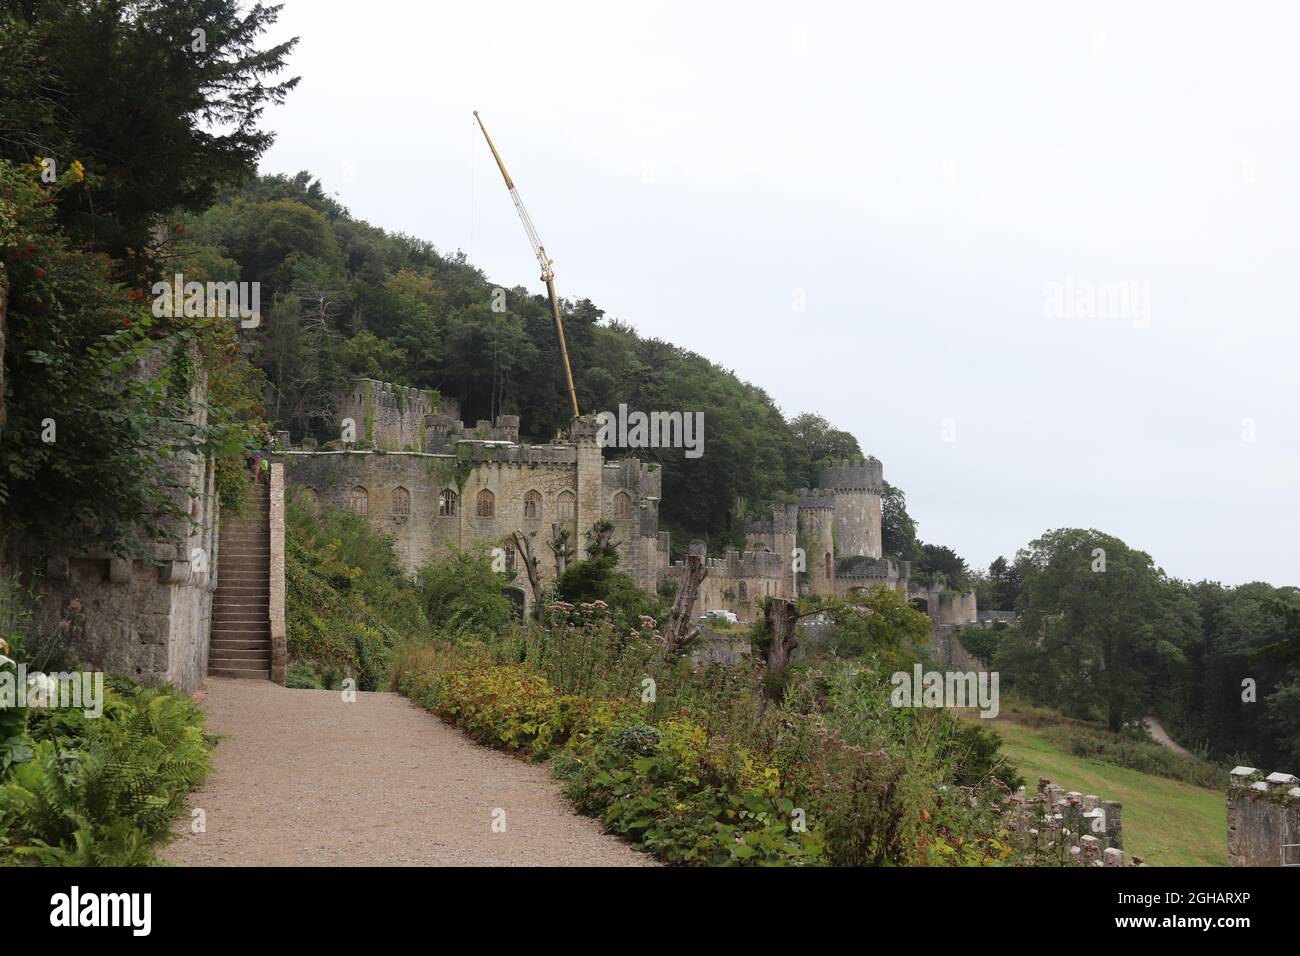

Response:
(220, 570), (269, 580)
(211, 637), (270, 650)
(210, 647), (269, 660)
(209, 665), (270, 680)
(212, 625), (270, 638)
(213, 600), (270, 610)
(216, 586), (269, 596)
(212, 615), (269, 626)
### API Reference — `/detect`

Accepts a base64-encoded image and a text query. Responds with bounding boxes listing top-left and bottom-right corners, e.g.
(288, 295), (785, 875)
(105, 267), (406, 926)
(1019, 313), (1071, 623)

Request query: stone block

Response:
(108, 558), (133, 584)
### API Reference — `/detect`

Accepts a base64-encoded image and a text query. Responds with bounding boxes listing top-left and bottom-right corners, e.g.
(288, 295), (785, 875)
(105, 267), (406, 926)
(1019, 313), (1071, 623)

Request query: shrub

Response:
(286, 486), (428, 688)
(0, 682), (212, 866)
(416, 544), (512, 640)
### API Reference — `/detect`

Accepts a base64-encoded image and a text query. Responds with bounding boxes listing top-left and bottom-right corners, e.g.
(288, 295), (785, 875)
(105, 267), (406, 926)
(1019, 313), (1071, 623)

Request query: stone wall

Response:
(281, 416), (666, 599)
(5, 347), (217, 691)
(908, 584), (978, 625)
(268, 462), (287, 685)
(1227, 767), (1300, 866)
(337, 378), (441, 451)
(1005, 778), (1134, 865)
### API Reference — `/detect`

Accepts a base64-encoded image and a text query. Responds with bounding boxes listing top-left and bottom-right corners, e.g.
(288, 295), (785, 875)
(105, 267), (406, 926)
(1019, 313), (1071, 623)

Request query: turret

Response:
(819, 457), (884, 559)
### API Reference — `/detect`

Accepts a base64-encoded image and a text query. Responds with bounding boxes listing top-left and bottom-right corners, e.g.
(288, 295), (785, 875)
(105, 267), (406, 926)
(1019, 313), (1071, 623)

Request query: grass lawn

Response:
(988, 718), (1227, 867)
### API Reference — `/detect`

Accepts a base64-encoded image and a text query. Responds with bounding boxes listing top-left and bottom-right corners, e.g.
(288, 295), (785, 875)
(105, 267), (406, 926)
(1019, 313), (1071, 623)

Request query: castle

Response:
(280, 380), (669, 615)
(279, 378), (977, 628)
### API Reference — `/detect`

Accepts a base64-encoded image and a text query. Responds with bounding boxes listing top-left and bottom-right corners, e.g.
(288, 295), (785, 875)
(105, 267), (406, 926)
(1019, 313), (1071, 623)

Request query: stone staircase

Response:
(210, 480), (271, 679)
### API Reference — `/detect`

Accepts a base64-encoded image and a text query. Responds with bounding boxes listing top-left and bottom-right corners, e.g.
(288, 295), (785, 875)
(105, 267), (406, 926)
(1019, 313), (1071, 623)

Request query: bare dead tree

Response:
(548, 524), (574, 578)
(664, 552), (707, 655)
(510, 530), (544, 619)
(762, 597), (800, 695)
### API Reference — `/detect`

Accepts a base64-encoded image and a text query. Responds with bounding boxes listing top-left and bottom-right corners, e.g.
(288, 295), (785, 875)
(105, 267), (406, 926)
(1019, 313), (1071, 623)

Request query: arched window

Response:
(438, 489), (457, 516)
(824, 552), (832, 581)
(349, 486), (368, 514)
(557, 489), (576, 523)
(476, 489), (495, 518)
(523, 489), (542, 519)
(612, 491), (632, 519)
(391, 486), (410, 518)
(738, 581), (748, 600)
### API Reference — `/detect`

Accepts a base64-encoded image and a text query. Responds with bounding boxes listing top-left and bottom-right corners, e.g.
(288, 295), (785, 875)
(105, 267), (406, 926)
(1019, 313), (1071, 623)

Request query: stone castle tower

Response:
(684, 456), (920, 624)
(820, 458), (884, 559)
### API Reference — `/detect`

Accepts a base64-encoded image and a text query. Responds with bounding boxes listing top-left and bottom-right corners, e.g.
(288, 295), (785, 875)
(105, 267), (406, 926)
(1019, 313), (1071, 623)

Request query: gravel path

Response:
(1143, 715), (1192, 757)
(161, 678), (655, 866)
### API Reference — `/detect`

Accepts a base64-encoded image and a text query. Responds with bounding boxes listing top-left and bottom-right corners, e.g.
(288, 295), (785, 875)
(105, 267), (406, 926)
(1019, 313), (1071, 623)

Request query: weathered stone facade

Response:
(280, 381), (669, 613)
(1227, 767), (1300, 866)
(671, 457), (975, 628)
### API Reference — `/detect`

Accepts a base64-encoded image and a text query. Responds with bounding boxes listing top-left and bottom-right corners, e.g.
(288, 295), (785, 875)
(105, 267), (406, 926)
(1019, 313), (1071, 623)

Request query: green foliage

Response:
(0, 681), (211, 866)
(824, 586), (933, 669)
(787, 413), (863, 488)
(554, 556), (666, 634)
(956, 622), (1008, 666)
(1011, 528), (1201, 732)
(881, 481), (919, 560)
(285, 486), (428, 689)
(393, 596), (1044, 868)
(416, 544), (512, 640)
(0, 160), (255, 551)
(0, 0), (298, 274)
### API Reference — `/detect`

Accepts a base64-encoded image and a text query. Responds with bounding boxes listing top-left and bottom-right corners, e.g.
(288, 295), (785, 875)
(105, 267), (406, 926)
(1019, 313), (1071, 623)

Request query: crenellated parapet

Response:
(796, 488), (837, 510)
(819, 457), (884, 495)
(836, 555), (908, 580)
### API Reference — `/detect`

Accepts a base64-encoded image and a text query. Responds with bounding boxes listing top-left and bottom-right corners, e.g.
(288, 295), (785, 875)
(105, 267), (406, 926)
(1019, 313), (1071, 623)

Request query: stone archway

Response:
(502, 586), (528, 622)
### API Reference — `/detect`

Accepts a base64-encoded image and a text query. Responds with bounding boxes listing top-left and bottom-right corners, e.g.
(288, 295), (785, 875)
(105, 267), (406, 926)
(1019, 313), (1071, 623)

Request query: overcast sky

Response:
(255, 0), (1300, 587)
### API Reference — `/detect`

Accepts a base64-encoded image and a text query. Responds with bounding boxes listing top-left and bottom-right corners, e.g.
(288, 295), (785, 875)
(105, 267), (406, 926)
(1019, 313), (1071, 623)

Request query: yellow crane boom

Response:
(473, 111), (581, 420)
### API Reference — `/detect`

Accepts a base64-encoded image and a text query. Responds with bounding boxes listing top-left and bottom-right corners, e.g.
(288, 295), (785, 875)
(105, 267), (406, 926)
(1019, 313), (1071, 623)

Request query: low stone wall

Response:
(1004, 777), (1134, 865)
(1227, 767), (1300, 866)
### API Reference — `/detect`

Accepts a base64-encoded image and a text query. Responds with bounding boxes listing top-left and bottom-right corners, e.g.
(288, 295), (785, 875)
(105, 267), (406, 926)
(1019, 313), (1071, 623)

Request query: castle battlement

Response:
(796, 488), (837, 510)
(820, 457), (884, 494)
(836, 555), (908, 580)
(669, 547), (788, 579)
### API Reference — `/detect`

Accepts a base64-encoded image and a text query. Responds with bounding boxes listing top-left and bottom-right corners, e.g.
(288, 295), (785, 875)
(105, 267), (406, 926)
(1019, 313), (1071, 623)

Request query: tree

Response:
(417, 545), (512, 639)
(0, 160), (246, 550)
(510, 530), (544, 620)
(987, 556), (1021, 611)
(788, 413), (862, 487)
(0, 0), (299, 275)
(914, 543), (970, 592)
(1014, 529), (1200, 732)
(881, 481), (919, 560)
(826, 586), (932, 671)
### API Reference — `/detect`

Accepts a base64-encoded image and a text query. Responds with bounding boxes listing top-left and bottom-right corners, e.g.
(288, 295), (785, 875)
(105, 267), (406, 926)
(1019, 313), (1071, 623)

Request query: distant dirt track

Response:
(161, 678), (655, 867)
